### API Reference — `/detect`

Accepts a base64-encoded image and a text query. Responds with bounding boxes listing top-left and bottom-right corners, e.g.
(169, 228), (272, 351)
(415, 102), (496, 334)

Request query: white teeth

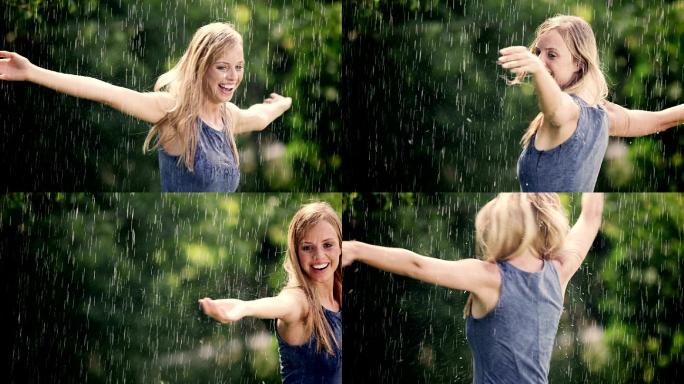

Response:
(313, 263), (329, 270)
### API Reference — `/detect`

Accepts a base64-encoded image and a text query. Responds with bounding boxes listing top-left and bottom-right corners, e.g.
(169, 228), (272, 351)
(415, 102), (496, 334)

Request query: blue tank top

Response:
(517, 94), (609, 192)
(277, 308), (342, 384)
(158, 120), (240, 192)
(466, 260), (563, 384)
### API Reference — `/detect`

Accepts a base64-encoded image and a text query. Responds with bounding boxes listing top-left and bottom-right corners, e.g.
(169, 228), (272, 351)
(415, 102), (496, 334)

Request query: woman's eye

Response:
(236, 65), (244, 71)
(534, 48), (541, 56)
(324, 243), (333, 248)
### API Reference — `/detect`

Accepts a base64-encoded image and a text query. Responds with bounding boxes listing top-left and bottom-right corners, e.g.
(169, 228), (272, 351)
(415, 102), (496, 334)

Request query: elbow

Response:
(406, 252), (426, 279)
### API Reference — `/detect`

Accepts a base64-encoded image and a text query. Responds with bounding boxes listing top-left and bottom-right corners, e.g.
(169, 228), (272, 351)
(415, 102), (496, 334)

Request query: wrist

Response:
(25, 64), (40, 83)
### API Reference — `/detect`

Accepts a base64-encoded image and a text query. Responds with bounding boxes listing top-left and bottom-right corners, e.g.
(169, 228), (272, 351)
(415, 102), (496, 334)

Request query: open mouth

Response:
(218, 84), (235, 93)
(312, 263), (330, 271)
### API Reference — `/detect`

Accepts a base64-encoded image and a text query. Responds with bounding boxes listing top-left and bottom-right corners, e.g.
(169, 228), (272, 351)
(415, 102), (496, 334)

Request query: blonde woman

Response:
(498, 15), (684, 191)
(343, 193), (604, 384)
(0, 23), (291, 192)
(199, 202), (342, 384)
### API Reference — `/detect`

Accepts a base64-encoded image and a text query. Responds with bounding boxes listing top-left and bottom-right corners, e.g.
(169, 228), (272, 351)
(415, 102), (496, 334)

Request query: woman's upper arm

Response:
(226, 102), (252, 134)
(545, 92), (580, 129)
(411, 257), (499, 294)
(604, 101), (667, 137)
(275, 289), (309, 324)
(105, 88), (175, 124)
(554, 211), (602, 285)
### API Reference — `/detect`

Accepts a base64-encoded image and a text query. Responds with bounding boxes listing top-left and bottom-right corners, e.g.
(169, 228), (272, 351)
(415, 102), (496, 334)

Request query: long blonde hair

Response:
(143, 22), (241, 171)
(514, 15), (609, 147)
(283, 202), (343, 355)
(463, 193), (570, 317)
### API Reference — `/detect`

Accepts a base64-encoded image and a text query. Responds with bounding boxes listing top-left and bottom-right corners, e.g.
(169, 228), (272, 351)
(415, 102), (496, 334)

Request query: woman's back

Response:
(466, 259), (563, 384)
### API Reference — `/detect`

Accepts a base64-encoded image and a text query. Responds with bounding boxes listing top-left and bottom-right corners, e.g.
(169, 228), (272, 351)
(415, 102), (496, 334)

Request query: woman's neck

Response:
(506, 251), (544, 273)
(199, 101), (223, 126)
(314, 280), (338, 310)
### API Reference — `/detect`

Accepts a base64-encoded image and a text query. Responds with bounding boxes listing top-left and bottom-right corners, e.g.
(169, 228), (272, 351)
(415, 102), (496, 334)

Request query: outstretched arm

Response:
(498, 46), (579, 130)
(604, 101), (684, 137)
(198, 289), (307, 325)
(553, 193), (604, 289)
(0, 51), (173, 123)
(227, 93), (292, 134)
(342, 241), (498, 293)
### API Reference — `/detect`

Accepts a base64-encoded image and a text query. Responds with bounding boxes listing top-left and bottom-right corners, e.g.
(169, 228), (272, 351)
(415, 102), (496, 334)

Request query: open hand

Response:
(198, 298), (246, 324)
(498, 46), (545, 76)
(0, 51), (33, 81)
(263, 92), (292, 109)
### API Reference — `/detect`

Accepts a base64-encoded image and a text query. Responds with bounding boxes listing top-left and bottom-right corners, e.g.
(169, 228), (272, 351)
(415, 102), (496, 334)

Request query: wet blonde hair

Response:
(143, 22), (241, 170)
(283, 202), (342, 355)
(463, 193), (570, 317)
(514, 15), (609, 147)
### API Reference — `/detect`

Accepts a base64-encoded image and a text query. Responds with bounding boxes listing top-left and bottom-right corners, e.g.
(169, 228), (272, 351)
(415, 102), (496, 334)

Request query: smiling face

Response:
(297, 221), (341, 284)
(534, 29), (580, 89)
(204, 44), (244, 103)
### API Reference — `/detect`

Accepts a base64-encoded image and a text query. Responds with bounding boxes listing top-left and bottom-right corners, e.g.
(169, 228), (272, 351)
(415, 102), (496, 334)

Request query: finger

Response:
(498, 52), (532, 64)
(499, 46), (528, 55)
(0, 51), (14, 59)
(270, 92), (281, 98)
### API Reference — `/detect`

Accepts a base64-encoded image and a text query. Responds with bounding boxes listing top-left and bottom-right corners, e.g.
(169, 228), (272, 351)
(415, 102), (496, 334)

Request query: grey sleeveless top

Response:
(158, 120), (240, 192)
(276, 308), (342, 384)
(517, 95), (609, 192)
(466, 260), (563, 384)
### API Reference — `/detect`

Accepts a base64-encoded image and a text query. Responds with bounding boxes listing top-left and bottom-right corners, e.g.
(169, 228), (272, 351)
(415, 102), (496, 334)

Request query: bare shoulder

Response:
(278, 287), (310, 313)
(480, 260), (501, 285)
(461, 259), (501, 289)
(147, 91), (176, 112)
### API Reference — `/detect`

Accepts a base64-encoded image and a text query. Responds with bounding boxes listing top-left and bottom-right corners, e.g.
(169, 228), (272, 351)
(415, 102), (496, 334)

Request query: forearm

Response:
(350, 241), (429, 279)
(245, 101), (289, 130)
(241, 296), (293, 320)
(656, 104), (684, 132)
(28, 65), (117, 105)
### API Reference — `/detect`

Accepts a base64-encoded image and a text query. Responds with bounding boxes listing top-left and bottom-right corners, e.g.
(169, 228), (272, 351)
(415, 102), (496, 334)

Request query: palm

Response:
(199, 298), (243, 323)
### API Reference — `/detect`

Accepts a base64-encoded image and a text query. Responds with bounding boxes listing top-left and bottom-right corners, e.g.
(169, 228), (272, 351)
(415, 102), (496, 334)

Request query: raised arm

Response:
(342, 241), (498, 293)
(0, 51), (173, 124)
(604, 101), (684, 137)
(198, 288), (307, 325)
(227, 93), (292, 134)
(553, 193), (604, 289)
(498, 46), (579, 130)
